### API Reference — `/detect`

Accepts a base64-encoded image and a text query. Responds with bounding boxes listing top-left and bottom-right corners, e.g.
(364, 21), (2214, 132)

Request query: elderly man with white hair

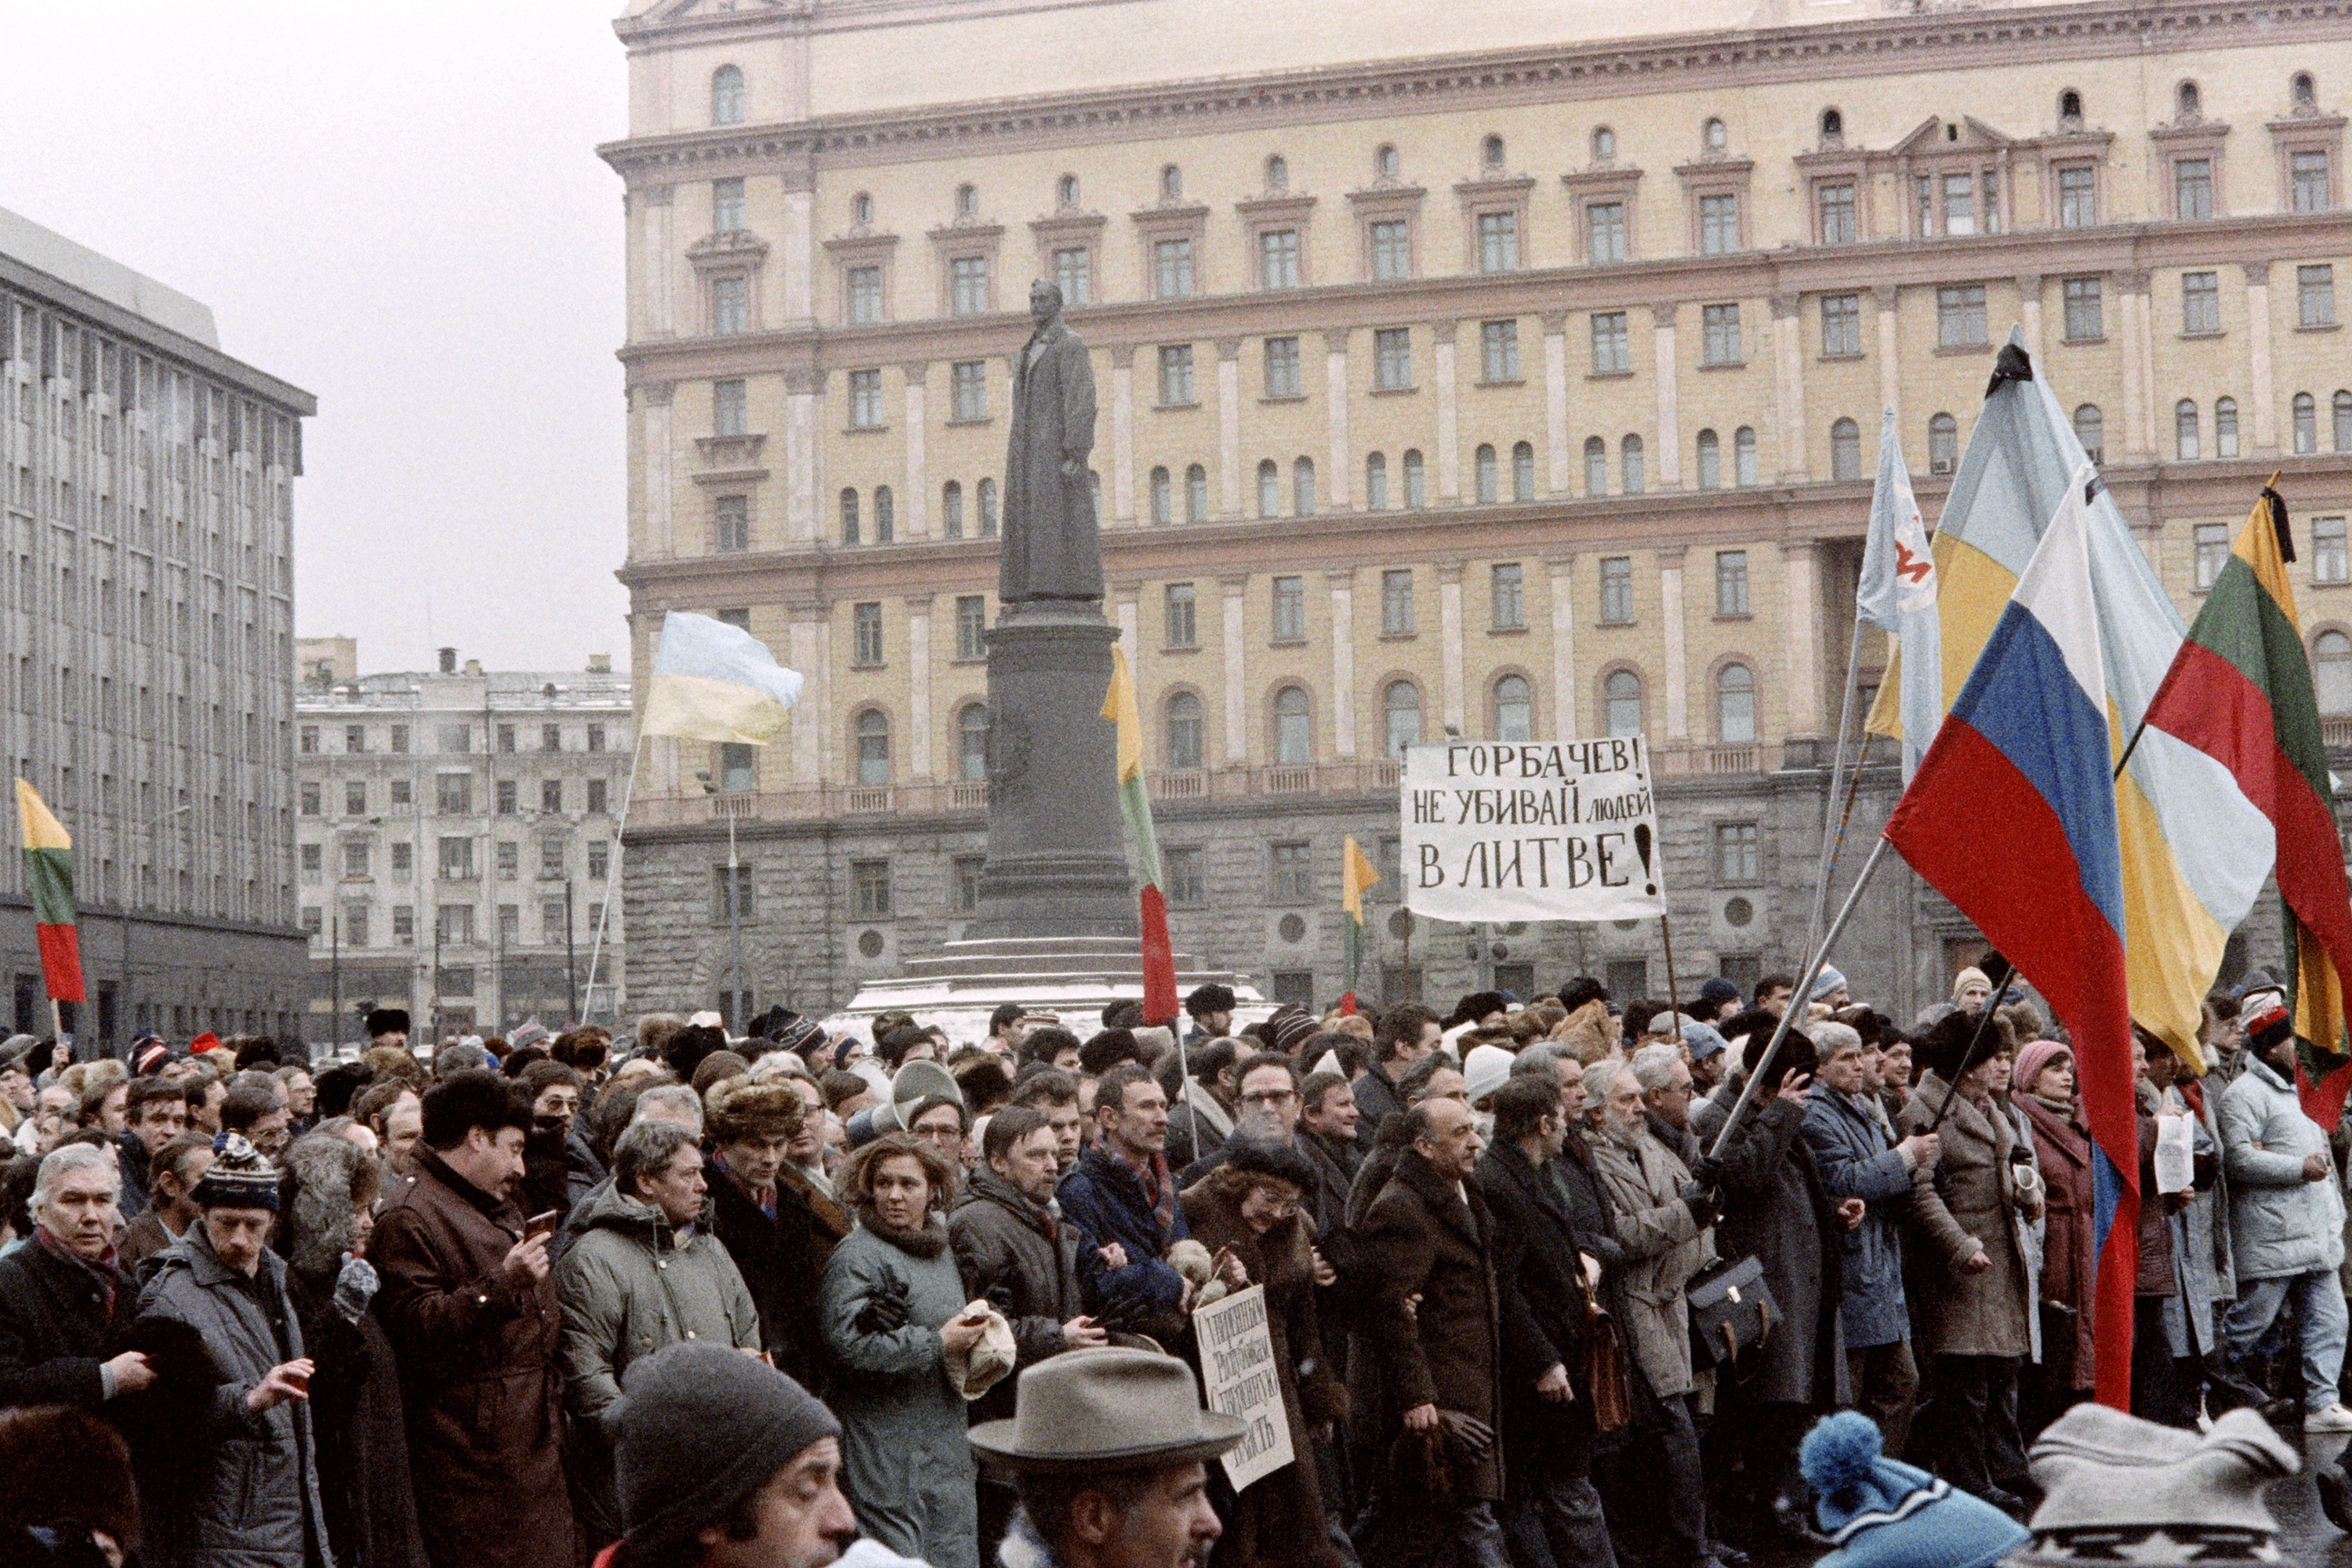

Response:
(0, 1142), (158, 1414)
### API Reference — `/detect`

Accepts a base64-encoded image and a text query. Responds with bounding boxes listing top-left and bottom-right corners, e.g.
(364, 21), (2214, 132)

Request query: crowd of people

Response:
(0, 960), (2339, 1568)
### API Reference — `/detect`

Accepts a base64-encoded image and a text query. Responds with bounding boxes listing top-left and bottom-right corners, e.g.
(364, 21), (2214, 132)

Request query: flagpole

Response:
(583, 731), (648, 1027)
(1658, 911), (1681, 1015)
(1923, 980), (2017, 1135)
(1804, 609), (1869, 962)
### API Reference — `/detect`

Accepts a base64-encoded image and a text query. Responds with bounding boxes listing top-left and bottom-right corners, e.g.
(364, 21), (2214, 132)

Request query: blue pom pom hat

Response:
(1800, 1412), (2030, 1568)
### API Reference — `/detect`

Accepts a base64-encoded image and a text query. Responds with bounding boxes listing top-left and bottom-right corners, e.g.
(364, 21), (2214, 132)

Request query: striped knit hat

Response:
(191, 1134), (280, 1211)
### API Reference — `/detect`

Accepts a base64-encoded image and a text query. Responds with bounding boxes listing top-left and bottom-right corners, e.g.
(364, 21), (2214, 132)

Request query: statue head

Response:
(1029, 279), (1063, 326)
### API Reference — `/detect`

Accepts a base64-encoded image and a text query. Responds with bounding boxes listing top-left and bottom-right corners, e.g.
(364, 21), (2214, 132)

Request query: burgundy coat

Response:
(2017, 1094), (2096, 1392)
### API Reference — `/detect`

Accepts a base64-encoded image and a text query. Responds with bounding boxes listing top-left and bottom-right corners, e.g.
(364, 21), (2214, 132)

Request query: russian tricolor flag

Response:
(1883, 469), (2140, 1410)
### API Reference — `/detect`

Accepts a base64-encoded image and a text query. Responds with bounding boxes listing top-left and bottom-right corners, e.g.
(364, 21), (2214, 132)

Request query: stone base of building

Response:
(0, 898), (311, 1054)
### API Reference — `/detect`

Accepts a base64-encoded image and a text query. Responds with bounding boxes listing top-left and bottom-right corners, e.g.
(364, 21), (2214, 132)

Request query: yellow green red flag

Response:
(1341, 837), (1379, 1014)
(16, 781), (83, 1005)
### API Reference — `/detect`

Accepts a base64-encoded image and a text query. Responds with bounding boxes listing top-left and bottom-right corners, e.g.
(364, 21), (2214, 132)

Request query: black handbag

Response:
(1686, 1254), (1778, 1369)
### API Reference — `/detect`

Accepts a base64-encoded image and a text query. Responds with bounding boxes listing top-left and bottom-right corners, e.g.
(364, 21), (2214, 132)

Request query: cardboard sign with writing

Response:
(1400, 739), (1667, 923)
(1193, 1285), (1294, 1491)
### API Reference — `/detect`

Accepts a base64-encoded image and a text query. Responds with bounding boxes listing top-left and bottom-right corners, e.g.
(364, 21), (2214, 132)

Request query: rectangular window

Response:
(2315, 517), (2350, 585)
(1820, 292), (1860, 358)
(1476, 210), (1519, 274)
(343, 840), (370, 878)
(713, 864), (753, 922)
(1480, 320), (1520, 382)
(495, 779), (517, 815)
(1715, 550), (1750, 617)
(392, 906), (414, 945)
(1164, 846), (1204, 906)
(1816, 181), (1857, 244)
(1941, 172), (1976, 236)
(852, 858), (892, 917)
(1491, 562), (1524, 630)
(1701, 303), (1741, 366)
(1714, 821), (1761, 882)
(950, 361), (987, 422)
(587, 779), (608, 815)
(1599, 556), (1634, 624)
(1937, 285), (1987, 348)
(437, 773), (471, 814)
(1272, 575), (1305, 642)
(2194, 522), (2230, 590)
(1381, 569), (1414, 636)
(1269, 840), (1313, 902)
(390, 842), (412, 880)
(586, 724), (605, 753)
(846, 267), (882, 325)
(436, 904), (474, 946)
(344, 905), (370, 947)
(299, 725), (318, 754)
(713, 379), (747, 436)
(2293, 149), (2332, 212)
(710, 276), (748, 336)
(949, 855), (983, 914)
(542, 900), (566, 941)
(713, 494), (750, 553)
(302, 907), (323, 937)
(2174, 158), (2213, 220)
(496, 724), (517, 754)
(1154, 237), (1195, 299)
(498, 904), (519, 944)
(299, 782), (320, 816)
(437, 836), (474, 880)
(497, 841), (518, 880)
(2300, 264), (2337, 327)
(1374, 328), (1412, 390)
(390, 724), (410, 755)
(2062, 277), (2103, 341)
(1051, 246), (1091, 306)
(853, 602), (885, 667)
(588, 841), (609, 880)
(1263, 336), (1301, 398)
(299, 843), (321, 883)
(1698, 193), (1739, 254)
(956, 595), (987, 659)
(949, 255), (989, 317)
(344, 724), (365, 754)
(1163, 583), (1198, 648)
(1586, 201), (1626, 263)
(1260, 229), (1299, 289)
(543, 723), (566, 752)
(344, 782), (365, 815)
(540, 838), (565, 879)
(540, 779), (563, 814)
(2057, 165), (2097, 227)
(2182, 270), (2220, 334)
(848, 368), (884, 428)
(1157, 344), (1195, 405)
(1591, 312), (1629, 375)
(1369, 220), (1410, 281)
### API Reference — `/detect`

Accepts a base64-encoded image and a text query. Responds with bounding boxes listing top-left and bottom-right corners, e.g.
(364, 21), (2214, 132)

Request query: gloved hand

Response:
(332, 1254), (380, 1327)
(1677, 1181), (1719, 1232)
(1686, 1154), (1722, 1190)
(854, 1276), (913, 1335)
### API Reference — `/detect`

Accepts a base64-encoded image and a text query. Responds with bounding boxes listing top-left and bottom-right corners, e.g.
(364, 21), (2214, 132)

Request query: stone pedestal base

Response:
(832, 937), (1264, 1049)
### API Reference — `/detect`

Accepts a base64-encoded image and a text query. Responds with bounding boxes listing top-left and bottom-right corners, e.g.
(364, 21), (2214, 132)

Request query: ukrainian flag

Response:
(642, 612), (805, 744)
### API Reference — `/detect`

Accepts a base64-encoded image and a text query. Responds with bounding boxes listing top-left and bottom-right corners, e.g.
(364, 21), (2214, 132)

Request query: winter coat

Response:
(1055, 1142), (1189, 1329)
(1349, 1150), (1504, 1501)
(706, 1151), (826, 1388)
(2164, 1085), (2235, 1357)
(1589, 1119), (1711, 1400)
(1896, 1073), (2032, 1359)
(519, 1127), (604, 1226)
(780, 1160), (855, 1265)
(1181, 1178), (1345, 1568)
(1477, 1139), (1597, 1467)
(1801, 1089), (1916, 1350)
(949, 1167), (1087, 1426)
(819, 1218), (980, 1568)
(2016, 1094), (2096, 1392)
(2217, 1052), (2346, 1279)
(0, 1236), (139, 1413)
(1692, 1094), (1846, 1406)
(114, 1133), (152, 1221)
(136, 1227), (333, 1568)
(1165, 1080), (1233, 1172)
(556, 1185), (761, 1423)
(370, 1154), (575, 1568)
(1351, 1064), (1406, 1156)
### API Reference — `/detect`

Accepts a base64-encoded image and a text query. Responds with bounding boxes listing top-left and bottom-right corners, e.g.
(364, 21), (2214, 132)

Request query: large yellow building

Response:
(603, 0), (2352, 1022)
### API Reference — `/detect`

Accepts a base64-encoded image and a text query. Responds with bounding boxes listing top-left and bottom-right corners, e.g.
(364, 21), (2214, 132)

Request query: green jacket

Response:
(554, 1182), (761, 1423)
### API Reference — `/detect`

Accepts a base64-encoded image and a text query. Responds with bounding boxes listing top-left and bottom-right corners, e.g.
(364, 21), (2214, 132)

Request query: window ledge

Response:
(849, 662), (888, 672)
(1595, 620), (1639, 630)
(1487, 624), (1529, 636)
(843, 424), (891, 435)
(1587, 369), (1635, 380)
(1714, 612), (1754, 622)
(1933, 342), (1994, 357)
(1476, 378), (1528, 389)
(1378, 631), (1419, 642)
(1258, 394), (1309, 405)
(1697, 360), (1749, 372)
(2061, 335), (2108, 347)
(949, 655), (987, 666)
(2176, 330), (2226, 341)
(2298, 321), (2343, 333)
(1817, 352), (1865, 363)
(944, 416), (994, 428)
(1269, 637), (1308, 648)
(1369, 384), (1419, 396)
(1161, 644), (1202, 655)
(1156, 400), (1203, 412)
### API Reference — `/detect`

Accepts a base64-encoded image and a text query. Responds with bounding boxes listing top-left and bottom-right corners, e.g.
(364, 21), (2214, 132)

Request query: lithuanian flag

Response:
(16, 782), (84, 1006)
(1341, 837), (1378, 1014)
(1102, 648), (1178, 1025)
(2141, 488), (2352, 1123)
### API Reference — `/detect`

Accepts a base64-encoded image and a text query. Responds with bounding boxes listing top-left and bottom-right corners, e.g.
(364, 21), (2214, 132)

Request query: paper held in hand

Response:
(1399, 740), (1668, 924)
(1193, 1285), (1294, 1491)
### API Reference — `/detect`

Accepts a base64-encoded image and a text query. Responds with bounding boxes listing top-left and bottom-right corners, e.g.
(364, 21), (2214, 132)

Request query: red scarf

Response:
(35, 1226), (118, 1318)
(1114, 1145), (1176, 1234)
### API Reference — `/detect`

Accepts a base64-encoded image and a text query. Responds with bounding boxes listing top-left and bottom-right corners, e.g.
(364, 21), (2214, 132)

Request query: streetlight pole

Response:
(697, 771), (744, 1029)
(564, 877), (578, 1025)
(330, 913), (341, 1054)
(122, 801), (193, 1051)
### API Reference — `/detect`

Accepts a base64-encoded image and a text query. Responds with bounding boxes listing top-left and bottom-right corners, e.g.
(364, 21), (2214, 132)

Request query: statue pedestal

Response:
(831, 938), (1265, 1049)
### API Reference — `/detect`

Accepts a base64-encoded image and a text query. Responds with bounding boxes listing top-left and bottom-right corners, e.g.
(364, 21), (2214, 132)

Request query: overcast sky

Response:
(2, 0), (631, 676)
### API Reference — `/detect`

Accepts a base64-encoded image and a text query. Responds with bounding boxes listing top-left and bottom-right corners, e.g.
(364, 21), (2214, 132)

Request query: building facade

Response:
(604, 0), (2352, 1021)
(0, 205), (314, 1046)
(293, 643), (632, 1047)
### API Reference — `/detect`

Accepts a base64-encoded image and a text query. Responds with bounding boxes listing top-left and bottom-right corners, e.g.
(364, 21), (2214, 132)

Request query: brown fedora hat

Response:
(967, 1346), (1246, 1470)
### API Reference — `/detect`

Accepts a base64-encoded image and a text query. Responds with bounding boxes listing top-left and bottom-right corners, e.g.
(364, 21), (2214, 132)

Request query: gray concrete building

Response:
(294, 643), (632, 1047)
(0, 205), (314, 1046)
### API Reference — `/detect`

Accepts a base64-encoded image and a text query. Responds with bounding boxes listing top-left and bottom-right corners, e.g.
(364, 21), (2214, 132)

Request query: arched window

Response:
(851, 192), (874, 227)
(978, 477), (999, 537)
(710, 65), (746, 126)
(855, 710), (891, 786)
(1365, 452), (1389, 510)
(1513, 441), (1536, 502)
(1165, 691), (1203, 771)
(1265, 154), (1288, 191)
(1185, 464), (1208, 523)
(1160, 164), (1183, 201)
(1382, 681), (1423, 757)
(1592, 126), (1616, 162)
(2295, 72), (2319, 111)
(938, 481), (964, 539)
(2059, 89), (2083, 127)
(2296, 392), (2319, 453)
(873, 485), (895, 543)
(1403, 449), (1427, 509)
(1494, 675), (1533, 742)
(1733, 426), (1758, 486)
(1257, 459), (1280, 519)
(2176, 80), (2201, 120)
(2216, 397), (2241, 459)
(1274, 686), (1313, 764)
(1695, 429), (1721, 490)
(2335, 390), (2352, 452)
(1703, 117), (1728, 151)
(958, 705), (990, 782)
(840, 488), (861, 546)
(2073, 405), (2105, 464)
(1376, 144), (1400, 180)
(1475, 443), (1500, 503)
(1150, 466), (1172, 525)
(954, 183), (978, 219)
(1482, 134), (1506, 169)
(2176, 399), (2201, 460)
(1584, 435), (1609, 495)
(1621, 434), (1646, 494)
(2319, 632), (2352, 713)
(1055, 174), (1080, 209)
(1715, 663), (1757, 744)
(1820, 107), (1844, 145)
(1603, 670), (1643, 738)
(1830, 418), (1862, 481)
(1294, 457), (1316, 517)
(1928, 412), (1958, 475)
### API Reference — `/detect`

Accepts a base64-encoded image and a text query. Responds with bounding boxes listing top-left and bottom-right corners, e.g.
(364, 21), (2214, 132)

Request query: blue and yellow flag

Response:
(642, 612), (805, 744)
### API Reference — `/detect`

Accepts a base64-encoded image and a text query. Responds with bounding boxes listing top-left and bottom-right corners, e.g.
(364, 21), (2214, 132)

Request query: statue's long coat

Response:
(1000, 317), (1102, 601)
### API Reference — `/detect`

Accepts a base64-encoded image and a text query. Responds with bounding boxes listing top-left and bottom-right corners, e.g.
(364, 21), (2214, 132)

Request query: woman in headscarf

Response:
(2010, 1039), (2094, 1439)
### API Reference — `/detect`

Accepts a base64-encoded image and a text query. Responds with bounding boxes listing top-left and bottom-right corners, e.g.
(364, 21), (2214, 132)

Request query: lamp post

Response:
(122, 802), (193, 1051)
(564, 877), (578, 1025)
(696, 771), (745, 1029)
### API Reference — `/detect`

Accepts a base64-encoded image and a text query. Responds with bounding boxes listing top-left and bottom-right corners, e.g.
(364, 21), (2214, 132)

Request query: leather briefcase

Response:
(1686, 1254), (1777, 1369)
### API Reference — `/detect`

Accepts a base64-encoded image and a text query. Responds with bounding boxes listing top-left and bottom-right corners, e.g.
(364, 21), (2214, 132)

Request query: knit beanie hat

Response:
(609, 1342), (842, 1555)
(1811, 965), (1849, 1002)
(191, 1134), (280, 1211)
(1800, 1411), (2028, 1568)
(1462, 1044), (1514, 1109)
(1682, 1020), (1730, 1062)
(1695, 977), (1742, 1016)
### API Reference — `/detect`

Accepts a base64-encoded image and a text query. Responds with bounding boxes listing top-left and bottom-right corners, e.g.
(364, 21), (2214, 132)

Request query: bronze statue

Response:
(999, 280), (1102, 603)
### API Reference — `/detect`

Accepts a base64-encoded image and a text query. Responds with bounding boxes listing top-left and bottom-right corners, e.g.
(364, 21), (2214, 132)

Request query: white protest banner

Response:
(1400, 739), (1667, 923)
(1193, 1285), (1294, 1491)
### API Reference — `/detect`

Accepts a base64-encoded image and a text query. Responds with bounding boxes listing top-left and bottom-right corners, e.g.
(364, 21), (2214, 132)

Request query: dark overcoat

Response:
(1477, 1139), (1596, 1467)
(706, 1152), (826, 1389)
(949, 1167), (1087, 1425)
(1000, 318), (1100, 601)
(1691, 1094), (1846, 1406)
